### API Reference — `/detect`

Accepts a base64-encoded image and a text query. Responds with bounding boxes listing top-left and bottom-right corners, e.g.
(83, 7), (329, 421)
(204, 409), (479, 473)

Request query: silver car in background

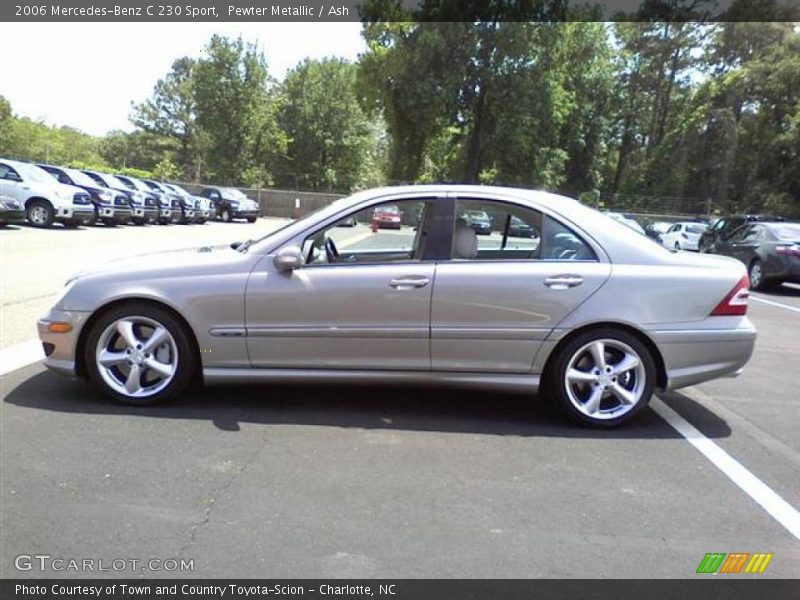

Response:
(38, 185), (756, 427)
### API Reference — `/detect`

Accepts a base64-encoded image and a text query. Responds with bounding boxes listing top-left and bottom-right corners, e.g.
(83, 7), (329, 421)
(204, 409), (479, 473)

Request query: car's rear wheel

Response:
(547, 329), (656, 427)
(85, 303), (196, 405)
(748, 259), (769, 291)
(27, 200), (55, 227)
(247, 216), (257, 223)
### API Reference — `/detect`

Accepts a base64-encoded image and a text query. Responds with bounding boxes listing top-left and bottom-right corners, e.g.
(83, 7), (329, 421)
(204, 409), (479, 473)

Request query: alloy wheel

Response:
(95, 316), (178, 399)
(749, 262), (762, 289)
(563, 339), (647, 421)
(29, 205), (49, 225)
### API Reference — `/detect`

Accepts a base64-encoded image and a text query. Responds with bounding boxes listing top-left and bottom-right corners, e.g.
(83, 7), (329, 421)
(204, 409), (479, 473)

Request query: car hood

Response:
(66, 243), (249, 285)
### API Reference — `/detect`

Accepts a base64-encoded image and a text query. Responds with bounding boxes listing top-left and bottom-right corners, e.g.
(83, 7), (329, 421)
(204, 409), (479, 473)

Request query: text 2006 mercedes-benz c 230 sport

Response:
(38, 185), (756, 427)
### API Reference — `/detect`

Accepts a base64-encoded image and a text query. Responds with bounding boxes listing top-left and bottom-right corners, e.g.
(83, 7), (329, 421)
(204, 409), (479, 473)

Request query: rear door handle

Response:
(389, 277), (430, 289)
(544, 275), (583, 289)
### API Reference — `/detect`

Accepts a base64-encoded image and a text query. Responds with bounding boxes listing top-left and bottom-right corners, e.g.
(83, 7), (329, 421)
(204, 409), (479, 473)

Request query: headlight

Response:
(133, 191), (145, 203)
(229, 201), (240, 209)
(99, 190), (113, 202)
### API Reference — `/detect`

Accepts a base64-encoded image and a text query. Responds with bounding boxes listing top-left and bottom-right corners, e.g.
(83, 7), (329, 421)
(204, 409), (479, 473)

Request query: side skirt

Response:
(202, 367), (540, 393)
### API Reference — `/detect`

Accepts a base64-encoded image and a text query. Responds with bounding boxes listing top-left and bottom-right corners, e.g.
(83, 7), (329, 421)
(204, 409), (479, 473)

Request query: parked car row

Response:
(0, 157), (261, 228)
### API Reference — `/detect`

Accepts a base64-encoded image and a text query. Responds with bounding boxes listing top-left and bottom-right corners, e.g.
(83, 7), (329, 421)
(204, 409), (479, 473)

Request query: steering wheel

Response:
(324, 237), (340, 263)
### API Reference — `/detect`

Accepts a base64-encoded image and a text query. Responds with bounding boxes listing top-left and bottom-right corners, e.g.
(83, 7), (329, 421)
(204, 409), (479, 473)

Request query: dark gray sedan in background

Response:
(709, 221), (800, 290)
(37, 185), (756, 427)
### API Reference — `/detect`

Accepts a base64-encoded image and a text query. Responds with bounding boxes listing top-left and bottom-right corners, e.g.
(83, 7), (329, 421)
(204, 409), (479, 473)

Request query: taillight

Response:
(775, 245), (800, 257)
(710, 275), (750, 316)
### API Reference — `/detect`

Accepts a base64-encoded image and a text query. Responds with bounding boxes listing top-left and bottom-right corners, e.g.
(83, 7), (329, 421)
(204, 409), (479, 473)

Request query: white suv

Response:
(0, 159), (96, 227)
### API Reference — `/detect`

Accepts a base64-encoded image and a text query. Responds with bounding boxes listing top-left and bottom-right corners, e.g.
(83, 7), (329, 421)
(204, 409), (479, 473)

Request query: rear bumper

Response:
(652, 318), (757, 391)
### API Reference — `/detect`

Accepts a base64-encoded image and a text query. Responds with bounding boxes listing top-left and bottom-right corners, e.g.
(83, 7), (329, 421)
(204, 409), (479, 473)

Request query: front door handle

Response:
(389, 277), (430, 289)
(544, 275), (583, 289)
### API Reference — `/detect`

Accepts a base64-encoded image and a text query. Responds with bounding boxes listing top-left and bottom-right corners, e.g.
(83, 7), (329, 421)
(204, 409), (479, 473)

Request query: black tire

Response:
(247, 216), (257, 223)
(133, 218), (146, 226)
(748, 259), (770, 291)
(84, 302), (196, 405)
(62, 220), (81, 229)
(221, 208), (233, 222)
(546, 328), (656, 428)
(26, 199), (55, 228)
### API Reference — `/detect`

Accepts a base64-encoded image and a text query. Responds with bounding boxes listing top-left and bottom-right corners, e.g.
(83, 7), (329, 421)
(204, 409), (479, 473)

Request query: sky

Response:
(0, 22), (366, 136)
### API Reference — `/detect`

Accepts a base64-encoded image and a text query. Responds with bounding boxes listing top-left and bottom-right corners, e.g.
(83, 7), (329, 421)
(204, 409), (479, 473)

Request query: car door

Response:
(430, 195), (611, 373)
(245, 196), (444, 370)
(714, 224), (747, 260)
(730, 224), (763, 265)
(0, 162), (26, 203)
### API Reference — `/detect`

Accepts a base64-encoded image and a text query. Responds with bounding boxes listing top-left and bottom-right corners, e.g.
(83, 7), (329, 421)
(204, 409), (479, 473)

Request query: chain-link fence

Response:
(176, 182), (344, 219)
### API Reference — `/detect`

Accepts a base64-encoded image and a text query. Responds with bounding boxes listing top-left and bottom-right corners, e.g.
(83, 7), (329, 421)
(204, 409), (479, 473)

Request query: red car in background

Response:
(371, 204), (402, 229)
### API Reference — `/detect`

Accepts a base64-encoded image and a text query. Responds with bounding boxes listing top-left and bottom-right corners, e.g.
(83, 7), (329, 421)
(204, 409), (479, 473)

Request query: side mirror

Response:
(273, 245), (304, 272)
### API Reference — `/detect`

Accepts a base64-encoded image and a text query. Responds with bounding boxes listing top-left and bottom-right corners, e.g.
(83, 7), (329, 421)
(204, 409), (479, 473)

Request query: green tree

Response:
(131, 57), (200, 178)
(275, 58), (378, 191)
(193, 35), (283, 185)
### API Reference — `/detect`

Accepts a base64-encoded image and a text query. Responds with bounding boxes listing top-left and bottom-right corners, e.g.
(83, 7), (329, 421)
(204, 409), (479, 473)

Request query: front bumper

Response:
(56, 206), (95, 223)
(194, 209), (211, 222)
(652, 317), (757, 391)
(37, 308), (91, 378)
(111, 207), (132, 223)
(233, 209), (260, 220)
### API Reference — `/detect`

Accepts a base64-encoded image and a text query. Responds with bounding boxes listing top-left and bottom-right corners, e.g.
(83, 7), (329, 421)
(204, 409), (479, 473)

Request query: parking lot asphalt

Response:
(1, 222), (798, 578)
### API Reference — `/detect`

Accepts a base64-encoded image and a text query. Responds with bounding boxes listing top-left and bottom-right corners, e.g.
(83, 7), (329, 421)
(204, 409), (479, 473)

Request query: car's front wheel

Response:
(85, 303), (196, 405)
(547, 329), (656, 427)
(26, 200), (55, 227)
(221, 208), (233, 222)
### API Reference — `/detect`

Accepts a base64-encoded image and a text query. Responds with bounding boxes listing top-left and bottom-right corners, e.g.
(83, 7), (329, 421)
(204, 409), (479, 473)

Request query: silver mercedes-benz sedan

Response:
(38, 185), (756, 427)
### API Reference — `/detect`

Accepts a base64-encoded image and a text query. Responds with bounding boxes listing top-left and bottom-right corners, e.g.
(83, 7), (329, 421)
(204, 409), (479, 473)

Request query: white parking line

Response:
(0, 339), (44, 377)
(652, 397), (800, 541)
(750, 295), (800, 314)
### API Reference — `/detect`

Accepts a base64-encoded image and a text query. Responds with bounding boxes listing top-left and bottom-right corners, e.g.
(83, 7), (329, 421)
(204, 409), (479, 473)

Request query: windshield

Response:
(772, 224), (800, 240)
(16, 163), (52, 184)
(65, 168), (100, 188)
(168, 184), (191, 197)
(222, 188), (247, 200)
(105, 174), (133, 189)
(248, 196), (354, 251)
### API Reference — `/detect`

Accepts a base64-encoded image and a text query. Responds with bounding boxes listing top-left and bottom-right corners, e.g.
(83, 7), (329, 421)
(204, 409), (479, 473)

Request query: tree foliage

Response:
(3, 22), (799, 217)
